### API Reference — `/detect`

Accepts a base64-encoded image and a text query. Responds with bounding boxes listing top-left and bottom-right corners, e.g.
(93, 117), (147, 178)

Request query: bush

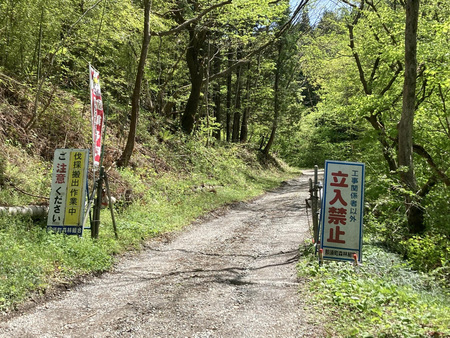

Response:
(297, 244), (450, 337)
(401, 234), (450, 285)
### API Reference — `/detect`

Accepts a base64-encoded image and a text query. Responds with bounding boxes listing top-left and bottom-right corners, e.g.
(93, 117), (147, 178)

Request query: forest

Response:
(0, 0), (449, 333)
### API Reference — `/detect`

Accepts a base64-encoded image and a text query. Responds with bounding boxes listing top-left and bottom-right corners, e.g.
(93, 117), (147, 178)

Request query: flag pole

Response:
(89, 63), (97, 186)
(89, 63), (107, 239)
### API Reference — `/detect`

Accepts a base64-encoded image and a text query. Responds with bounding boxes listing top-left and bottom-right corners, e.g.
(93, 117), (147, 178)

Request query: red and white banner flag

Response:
(89, 64), (104, 167)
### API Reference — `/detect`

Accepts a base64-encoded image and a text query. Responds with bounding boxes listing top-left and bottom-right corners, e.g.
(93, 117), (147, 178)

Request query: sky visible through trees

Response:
(290, 0), (344, 25)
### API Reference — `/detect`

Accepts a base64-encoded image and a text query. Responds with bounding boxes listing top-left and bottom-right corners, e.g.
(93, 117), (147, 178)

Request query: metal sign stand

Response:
(91, 166), (118, 239)
(307, 165), (322, 255)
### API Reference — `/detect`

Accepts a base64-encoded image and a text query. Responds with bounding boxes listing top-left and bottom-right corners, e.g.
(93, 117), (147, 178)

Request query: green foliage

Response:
(196, 116), (221, 146)
(423, 186), (450, 237)
(0, 215), (114, 310)
(401, 235), (450, 284)
(361, 159), (450, 286)
(1, 0), (448, 322)
(0, 144), (51, 206)
(275, 106), (365, 168)
(297, 244), (450, 337)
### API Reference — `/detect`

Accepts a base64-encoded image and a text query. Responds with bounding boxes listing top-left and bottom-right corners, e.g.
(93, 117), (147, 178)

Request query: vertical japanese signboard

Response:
(89, 64), (104, 167)
(320, 160), (365, 262)
(47, 149), (89, 235)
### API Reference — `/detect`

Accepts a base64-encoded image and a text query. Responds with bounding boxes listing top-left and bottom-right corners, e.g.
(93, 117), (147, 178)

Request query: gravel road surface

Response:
(0, 170), (323, 337)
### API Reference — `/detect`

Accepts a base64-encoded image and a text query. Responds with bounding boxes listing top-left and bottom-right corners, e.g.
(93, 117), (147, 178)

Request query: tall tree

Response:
(263, 40), (283, 156)
(166, 0), (232, 134)
(117, 0), (233, 165)
(263, 4), (307, 156)
(212, 44), (222, 140)
(181, 24), (207, 134)
(240, 62), (252, 143)
(226, 48), (233, 142)
(117, 0), (152, 168)
(170, 0), (303, 135)
(398, 0), (422, 232)
(232, 49), (243, 143)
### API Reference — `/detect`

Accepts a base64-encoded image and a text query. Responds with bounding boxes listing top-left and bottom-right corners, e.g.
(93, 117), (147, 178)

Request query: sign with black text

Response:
(320, 160), (365, 262)
(47, 149), (89, 235)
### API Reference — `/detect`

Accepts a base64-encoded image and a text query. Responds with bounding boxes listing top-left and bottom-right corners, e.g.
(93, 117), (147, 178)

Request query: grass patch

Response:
(297, 243), (450, 337)
(0, 143), (51, 206)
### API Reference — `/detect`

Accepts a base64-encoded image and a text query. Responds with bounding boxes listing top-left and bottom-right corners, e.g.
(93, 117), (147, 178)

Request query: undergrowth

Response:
(297, 243), (450, 337)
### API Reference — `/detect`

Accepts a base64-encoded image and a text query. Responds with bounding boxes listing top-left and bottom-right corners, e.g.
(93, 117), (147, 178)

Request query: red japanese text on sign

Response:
(327, 170), (350, 244)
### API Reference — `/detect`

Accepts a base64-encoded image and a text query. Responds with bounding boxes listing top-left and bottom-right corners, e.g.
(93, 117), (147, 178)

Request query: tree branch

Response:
(365, 113), (398, 171)
(208, 0), (310, 82)
(347, 1), (370, 94)
(380, 61), (403, 95)
(369, 56), (380, 85)
(155, 0), (233, 36)
(415, 65), (433, 110)
(365, 0), (398, 45)
(417, 176), (437, 198)
(413, 144), (450, 186)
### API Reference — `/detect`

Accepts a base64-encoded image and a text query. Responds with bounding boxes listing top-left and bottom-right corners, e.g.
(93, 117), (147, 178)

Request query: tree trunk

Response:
(232, 50), (242, 143)
(181, 29), (206, 134)
(212, 46), (222, 140)
(232, 112), (241, 142)
(399, 0), (419, 190)
(117, 0), (152, 168)
(399, 0), (423, 233)
(263, 42), (282, 157)
(226, 49), (233, 142)
(240, 63), (251, 143)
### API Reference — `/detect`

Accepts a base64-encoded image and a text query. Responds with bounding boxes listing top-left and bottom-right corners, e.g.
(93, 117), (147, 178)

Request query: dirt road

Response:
(0, 171), (323, 337)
